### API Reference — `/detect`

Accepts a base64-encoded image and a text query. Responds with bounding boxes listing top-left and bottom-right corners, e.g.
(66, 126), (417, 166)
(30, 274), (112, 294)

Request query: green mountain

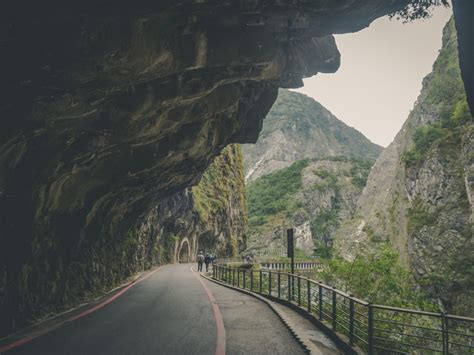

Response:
(242, 89), (382, 181)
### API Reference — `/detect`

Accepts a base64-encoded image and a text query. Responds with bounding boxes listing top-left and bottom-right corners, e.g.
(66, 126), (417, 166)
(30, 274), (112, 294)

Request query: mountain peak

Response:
(242, 89), (382, 181)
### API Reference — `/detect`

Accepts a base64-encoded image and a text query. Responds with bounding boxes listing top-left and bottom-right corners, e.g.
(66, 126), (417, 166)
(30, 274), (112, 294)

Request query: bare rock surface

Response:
(334, 18), (474, 316)
(0, 0), (409, 336)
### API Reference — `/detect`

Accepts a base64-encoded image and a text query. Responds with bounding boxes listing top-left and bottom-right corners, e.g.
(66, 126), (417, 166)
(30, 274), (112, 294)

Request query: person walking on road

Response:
(204, 254), (211, 272)
(197, 252), (204, 271)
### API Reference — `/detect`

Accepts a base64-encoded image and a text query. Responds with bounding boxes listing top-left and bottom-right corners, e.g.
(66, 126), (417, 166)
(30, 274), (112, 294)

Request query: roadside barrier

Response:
(212, 265), (474, 354)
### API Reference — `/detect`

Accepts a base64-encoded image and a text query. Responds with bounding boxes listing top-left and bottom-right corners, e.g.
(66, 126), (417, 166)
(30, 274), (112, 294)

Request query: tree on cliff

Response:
(391, 0), (449, 22)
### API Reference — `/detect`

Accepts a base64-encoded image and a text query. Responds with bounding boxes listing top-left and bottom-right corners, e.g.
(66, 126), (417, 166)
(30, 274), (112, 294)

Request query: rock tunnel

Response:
(0, 0), (472, 337)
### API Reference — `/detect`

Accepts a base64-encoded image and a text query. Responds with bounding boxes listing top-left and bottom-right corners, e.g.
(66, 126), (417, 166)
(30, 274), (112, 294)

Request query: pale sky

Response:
(294, 6), (452, 147)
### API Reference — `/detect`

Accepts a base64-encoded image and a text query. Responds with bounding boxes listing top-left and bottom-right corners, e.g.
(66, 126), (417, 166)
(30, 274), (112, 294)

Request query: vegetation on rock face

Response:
(332, 17), (473, 316)
(246, 159), (308, 229)
(246, 156), (374, 257)
(400, 19), (473, 315)
(192, 144), (248, 257)
(316, 244), (437, 310)
(402, 19), (471, 168)
(193, 145), (246, 225)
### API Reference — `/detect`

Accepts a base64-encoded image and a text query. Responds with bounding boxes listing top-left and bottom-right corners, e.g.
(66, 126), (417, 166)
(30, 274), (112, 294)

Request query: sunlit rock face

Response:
(0, 0), (407, 335)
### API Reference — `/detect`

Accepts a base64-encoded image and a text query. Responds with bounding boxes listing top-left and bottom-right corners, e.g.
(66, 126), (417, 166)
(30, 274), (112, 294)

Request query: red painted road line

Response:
(191, 267), (226, 355)
(0, 266), (165, 353)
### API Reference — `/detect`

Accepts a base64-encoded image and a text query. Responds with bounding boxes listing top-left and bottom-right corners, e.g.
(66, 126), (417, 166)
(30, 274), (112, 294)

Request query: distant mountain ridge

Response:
(242, 89), (382, 181)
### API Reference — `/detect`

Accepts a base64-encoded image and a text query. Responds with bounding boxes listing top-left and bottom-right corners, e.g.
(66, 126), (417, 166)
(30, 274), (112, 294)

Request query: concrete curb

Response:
(201, 272), (327, 355)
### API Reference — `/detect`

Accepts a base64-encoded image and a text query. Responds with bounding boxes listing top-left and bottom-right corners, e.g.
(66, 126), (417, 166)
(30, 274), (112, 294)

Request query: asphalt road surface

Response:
(5, 264), (305, 355)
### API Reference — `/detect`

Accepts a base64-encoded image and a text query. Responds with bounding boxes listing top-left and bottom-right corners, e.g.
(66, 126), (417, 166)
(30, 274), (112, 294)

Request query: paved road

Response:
(5, 264), (304, 355)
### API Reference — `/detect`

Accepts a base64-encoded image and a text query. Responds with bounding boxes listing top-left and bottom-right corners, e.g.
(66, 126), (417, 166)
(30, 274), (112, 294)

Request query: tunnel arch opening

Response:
(178, 238), (191, 263)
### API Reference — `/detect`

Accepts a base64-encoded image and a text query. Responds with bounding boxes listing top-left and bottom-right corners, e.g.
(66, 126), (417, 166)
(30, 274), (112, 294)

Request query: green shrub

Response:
(315, 245), (437, 309)
(407, 198), (438, 234)
(310, 209), (339, 242)
(246, 159), (309, 228)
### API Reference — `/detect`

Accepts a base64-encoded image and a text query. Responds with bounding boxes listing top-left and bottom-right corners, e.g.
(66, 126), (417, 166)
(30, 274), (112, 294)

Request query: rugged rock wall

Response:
(243, 90), (382, 181)
(145, 144), (247, 266)
(334, 18), (473, 316)
(0, 0), (412, 336)
(0, 144), (246, 334)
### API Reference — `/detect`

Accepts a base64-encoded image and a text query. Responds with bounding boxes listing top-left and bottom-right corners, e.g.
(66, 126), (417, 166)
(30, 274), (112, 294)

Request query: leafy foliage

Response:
(246, 159), (309, 228)
(193, 145), (246, 223)
(407, 197), (438, 234)
(312, 168), (338, 192)
(316, 245), (437, 309)
(310, 209), (339, 246)
(390, 0), (449, 22)
(402, 20), (472, 167)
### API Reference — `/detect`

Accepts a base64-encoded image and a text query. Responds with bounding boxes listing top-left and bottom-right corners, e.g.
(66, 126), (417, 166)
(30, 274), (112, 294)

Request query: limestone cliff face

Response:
(146, 144), (246, 265)
(0, 0), (412, 336)
(246, 157), (373, 256)
(243, 90), (382, 181)
(334, 18), (474, 316)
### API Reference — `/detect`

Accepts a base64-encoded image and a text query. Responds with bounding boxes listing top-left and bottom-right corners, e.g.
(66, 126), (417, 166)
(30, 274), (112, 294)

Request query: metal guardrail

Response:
(213, 265), (474, 354)
(216, 259), (321, 270)
(260, 261), (321, 270)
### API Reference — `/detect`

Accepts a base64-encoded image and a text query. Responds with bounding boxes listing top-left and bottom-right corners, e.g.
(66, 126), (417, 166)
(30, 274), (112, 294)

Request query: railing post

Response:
(332, 287), (337, 331)
(298, 277), (301, 306)
(250, 269), (254, 291)
(318, 283), (323, 320)
(233, 268), (236, 286)
(442, 312), (449, 355)
(243, 269), (246, 289)
(292, 275), (295, 301)
(259, 269), (263, 293)
(277, 272), (281, 298)
(307, 280), (311, 313)
(288, 274), (291, 301)
(368, 303), (374, 355)
(349, 296), (355, 346)
(268, 271), (272, 296)
(237, 269), (240, 287)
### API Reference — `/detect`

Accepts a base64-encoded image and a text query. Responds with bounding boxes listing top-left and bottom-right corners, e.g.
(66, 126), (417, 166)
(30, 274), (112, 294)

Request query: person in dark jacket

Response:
(197, 252), (204, 271)
(204, 254), (211, 272)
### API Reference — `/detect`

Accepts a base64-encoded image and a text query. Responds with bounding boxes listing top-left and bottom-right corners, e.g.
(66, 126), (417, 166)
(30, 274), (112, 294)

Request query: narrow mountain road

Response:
(5, 264), (305, 355)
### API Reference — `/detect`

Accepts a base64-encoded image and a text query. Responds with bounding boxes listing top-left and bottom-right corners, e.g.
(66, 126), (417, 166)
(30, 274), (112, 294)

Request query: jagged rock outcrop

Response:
(243, 90), (382, 181)
(246, 157), (374, 256)
(334, 18), (473, 316)
(0, 0), (431, 336)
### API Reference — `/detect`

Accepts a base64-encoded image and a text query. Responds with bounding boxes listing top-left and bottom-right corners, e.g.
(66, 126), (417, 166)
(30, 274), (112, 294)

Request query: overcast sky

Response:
(294, 6), (452, 147)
